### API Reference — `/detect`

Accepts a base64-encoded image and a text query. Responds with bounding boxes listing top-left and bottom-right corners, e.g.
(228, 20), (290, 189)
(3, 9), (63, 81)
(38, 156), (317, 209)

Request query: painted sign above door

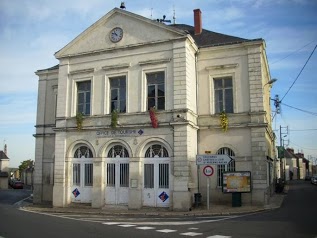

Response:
(96, 129), (144, 137)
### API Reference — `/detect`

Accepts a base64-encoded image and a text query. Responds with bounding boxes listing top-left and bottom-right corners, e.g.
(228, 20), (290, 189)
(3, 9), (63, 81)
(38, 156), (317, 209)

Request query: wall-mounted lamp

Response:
(265, 78), (277, 86)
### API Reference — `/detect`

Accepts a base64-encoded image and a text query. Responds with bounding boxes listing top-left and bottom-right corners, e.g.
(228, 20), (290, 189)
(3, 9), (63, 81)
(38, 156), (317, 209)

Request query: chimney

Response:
(193, 9), (202, 35)
(4, 144), (7, 155)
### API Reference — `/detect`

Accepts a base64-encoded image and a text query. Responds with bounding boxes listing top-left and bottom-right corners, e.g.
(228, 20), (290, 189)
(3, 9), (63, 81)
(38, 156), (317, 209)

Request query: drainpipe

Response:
(195, 51), (200, 193)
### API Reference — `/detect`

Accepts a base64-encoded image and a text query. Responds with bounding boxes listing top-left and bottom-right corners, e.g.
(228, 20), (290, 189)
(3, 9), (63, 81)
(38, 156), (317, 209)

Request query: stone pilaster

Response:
(172, 124), (197, 211)
(128, 157), (142, 209)
(251, 127), (269, 205)
(52, 132), (68, 207)
(92, 158), (105, 208)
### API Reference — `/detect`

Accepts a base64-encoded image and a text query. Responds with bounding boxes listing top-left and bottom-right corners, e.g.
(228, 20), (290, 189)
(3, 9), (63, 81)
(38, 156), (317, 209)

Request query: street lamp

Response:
(264, 78), (278, 88)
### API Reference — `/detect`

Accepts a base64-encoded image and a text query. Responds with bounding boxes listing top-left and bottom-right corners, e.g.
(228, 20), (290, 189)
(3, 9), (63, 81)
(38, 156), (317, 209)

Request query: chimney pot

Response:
(193, 9), (202, 35)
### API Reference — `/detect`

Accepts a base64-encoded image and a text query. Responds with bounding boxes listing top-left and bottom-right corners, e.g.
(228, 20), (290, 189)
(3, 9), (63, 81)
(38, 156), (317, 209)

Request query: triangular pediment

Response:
(55, 8), (187, 58)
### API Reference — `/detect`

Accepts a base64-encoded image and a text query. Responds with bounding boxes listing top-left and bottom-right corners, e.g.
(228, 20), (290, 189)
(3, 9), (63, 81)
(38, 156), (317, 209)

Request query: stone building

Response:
(34, 8), (276, 210)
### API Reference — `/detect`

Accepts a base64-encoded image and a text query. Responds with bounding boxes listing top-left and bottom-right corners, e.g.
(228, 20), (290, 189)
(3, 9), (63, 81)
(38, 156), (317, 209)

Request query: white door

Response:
(105, 158), (129, 204)
(143, 144), (170, 207)
(105, 145), (130, 205)
(71, 146), (93, 203)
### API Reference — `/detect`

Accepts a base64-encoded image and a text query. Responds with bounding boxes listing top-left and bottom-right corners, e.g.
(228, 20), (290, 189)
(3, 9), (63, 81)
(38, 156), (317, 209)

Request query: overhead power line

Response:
(271, 40), (316, 65)
(280, 44), (317, 102)
(290, 129), (317, 131)
(281, 102), (317, 116)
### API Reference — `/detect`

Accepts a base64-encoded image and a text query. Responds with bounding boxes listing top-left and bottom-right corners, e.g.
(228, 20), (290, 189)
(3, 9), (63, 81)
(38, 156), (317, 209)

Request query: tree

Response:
(19, 159), (34, 173)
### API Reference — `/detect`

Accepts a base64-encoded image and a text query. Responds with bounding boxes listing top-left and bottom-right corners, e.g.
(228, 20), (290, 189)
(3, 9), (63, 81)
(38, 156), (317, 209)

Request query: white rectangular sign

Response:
(196, 154), (233, 165)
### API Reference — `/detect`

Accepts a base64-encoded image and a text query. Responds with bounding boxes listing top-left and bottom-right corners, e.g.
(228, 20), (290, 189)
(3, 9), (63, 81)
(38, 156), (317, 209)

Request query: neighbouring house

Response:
(21, 164), (34, 187)
(8, 168), (20, 180)
(284, 148), (309, 180)
(34, 7), (276, 210)
(0, 145), (10, 189)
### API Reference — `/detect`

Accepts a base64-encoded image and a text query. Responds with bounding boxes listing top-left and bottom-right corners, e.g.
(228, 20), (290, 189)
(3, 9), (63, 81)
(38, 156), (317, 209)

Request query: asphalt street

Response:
(0, 180), (316, 238)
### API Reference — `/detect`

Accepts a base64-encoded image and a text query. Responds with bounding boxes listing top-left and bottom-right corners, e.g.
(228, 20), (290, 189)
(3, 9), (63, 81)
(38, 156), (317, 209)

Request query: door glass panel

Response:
(84, 163), (93, 186)
(73, 163), (80, 185)
(144, 164), (154, 188)
(159, 164), (169, 188)
(120, 163), (129, 187)
(107, 163), (115, 187)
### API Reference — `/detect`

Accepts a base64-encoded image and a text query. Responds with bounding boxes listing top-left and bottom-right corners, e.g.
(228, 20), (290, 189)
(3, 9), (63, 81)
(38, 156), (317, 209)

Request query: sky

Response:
(0, 0), (316, 168)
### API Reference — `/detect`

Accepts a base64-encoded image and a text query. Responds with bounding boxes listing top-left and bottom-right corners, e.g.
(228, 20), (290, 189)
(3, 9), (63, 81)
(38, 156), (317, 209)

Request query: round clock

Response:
(109, 27), (123, 43)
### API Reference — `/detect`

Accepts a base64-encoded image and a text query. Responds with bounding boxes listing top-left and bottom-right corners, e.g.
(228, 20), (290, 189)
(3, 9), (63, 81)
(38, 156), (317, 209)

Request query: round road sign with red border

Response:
(203, 165), (214, 176)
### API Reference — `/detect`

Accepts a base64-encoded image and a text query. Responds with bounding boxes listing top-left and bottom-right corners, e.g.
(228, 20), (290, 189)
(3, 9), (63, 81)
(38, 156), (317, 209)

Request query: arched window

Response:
(74, 146), (93, 158)
(73, 145), (93, 187)
(106, 145), (130, 188)
(145, 144), (169, 158)
(107, 145), (129, 158)
(217, 147), (235, 187)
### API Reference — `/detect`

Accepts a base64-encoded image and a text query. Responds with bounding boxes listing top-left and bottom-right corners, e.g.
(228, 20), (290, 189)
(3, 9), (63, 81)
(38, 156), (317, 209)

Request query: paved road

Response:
(0, 180), (316, 238)
(0, 188), (31, 205)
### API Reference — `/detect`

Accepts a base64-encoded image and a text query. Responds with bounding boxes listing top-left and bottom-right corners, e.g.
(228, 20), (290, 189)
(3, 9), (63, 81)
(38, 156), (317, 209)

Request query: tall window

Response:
(73, 146), (93, 187)
(214, 77), (233, 113)
(147, 72), (165, 110)
(106, 145), (130, 187)
(217, 147), (235, 187)
(110, 76), (126, 113)
(77, 81), (91, 115)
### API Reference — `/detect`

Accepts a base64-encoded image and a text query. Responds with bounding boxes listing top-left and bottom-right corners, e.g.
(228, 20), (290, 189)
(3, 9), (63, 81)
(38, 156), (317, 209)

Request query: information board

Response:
(222, 171), (251, 193)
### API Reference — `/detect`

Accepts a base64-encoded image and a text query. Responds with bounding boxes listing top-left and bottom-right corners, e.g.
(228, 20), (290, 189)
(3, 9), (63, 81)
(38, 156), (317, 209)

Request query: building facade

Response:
(34, 8), (276, 210)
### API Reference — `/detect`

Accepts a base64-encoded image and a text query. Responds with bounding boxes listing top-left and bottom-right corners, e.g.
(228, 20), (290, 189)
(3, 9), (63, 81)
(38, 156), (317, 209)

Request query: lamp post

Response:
(263, 78), (278, 88)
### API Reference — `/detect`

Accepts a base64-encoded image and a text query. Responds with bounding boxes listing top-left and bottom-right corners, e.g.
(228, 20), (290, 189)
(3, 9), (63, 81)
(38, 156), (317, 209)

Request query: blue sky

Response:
(0, 0), (316, 167)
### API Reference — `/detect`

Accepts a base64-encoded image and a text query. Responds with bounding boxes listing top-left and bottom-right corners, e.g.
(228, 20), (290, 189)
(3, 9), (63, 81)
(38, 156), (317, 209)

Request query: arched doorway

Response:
(71, 145), (93, 203)
(143, 144), (170, 207)
(105, 144), (130, 205)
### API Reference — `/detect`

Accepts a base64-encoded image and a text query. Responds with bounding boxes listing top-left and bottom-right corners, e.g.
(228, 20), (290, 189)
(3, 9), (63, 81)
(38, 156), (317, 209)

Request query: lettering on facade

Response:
(96, 129), (144, 137)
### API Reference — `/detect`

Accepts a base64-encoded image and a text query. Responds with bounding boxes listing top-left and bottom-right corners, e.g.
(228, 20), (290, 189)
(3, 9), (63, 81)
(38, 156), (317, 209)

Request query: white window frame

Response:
(141, 68), (167, 112)
(104, 72), (129, 114)
(71, 76), (94, 117)
(209, 72), (236, 115)
(213, 76), (234, 113)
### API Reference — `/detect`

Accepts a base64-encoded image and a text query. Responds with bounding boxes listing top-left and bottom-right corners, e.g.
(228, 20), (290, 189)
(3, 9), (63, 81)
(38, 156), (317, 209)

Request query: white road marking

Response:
(102, 222), (121, 225)
(135, 226), (156, 230)
(206, 236), (232, 238)
(118, 224), (136, 227)
(188, 228), (199, 230)
(180, 232), (203, 236)
(13, 195), (33, 206)
(156, 229), (177, 233)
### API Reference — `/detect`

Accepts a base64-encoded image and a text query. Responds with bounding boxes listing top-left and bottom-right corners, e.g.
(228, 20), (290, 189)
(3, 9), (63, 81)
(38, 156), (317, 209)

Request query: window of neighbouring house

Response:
(147, 72), (165, 110)
(214, 77), (233, 113)
(217, 147), (235, 187)
(77, 81), (91, 115)
(110, 76), (126, 113)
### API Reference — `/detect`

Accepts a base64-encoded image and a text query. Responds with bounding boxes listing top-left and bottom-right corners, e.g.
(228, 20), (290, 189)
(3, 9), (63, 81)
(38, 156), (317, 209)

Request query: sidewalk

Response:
(21, 185), (288, 217)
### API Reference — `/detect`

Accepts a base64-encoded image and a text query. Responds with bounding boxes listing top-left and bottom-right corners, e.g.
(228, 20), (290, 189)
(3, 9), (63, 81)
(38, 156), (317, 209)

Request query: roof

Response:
(284, 149), (298, 159)
(36, 64), (59, 73)
(169, 24), (262, 47)
(0, 151), (9, 160)
(38, 13), (263, 72)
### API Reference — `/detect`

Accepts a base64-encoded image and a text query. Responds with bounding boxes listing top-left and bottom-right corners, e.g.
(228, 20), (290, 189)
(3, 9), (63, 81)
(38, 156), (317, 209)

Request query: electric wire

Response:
(271, 40), (317, 65)
(280, 44), (317, 102)
(281, 102), (317, 116)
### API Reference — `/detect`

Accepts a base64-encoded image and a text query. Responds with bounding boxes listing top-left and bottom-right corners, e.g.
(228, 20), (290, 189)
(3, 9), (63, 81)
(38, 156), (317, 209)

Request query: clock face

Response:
(110, 27), (123, 43)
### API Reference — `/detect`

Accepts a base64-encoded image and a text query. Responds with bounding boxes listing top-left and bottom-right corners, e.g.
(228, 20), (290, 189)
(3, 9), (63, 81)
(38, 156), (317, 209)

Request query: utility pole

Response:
(279, 125), (288, 180)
